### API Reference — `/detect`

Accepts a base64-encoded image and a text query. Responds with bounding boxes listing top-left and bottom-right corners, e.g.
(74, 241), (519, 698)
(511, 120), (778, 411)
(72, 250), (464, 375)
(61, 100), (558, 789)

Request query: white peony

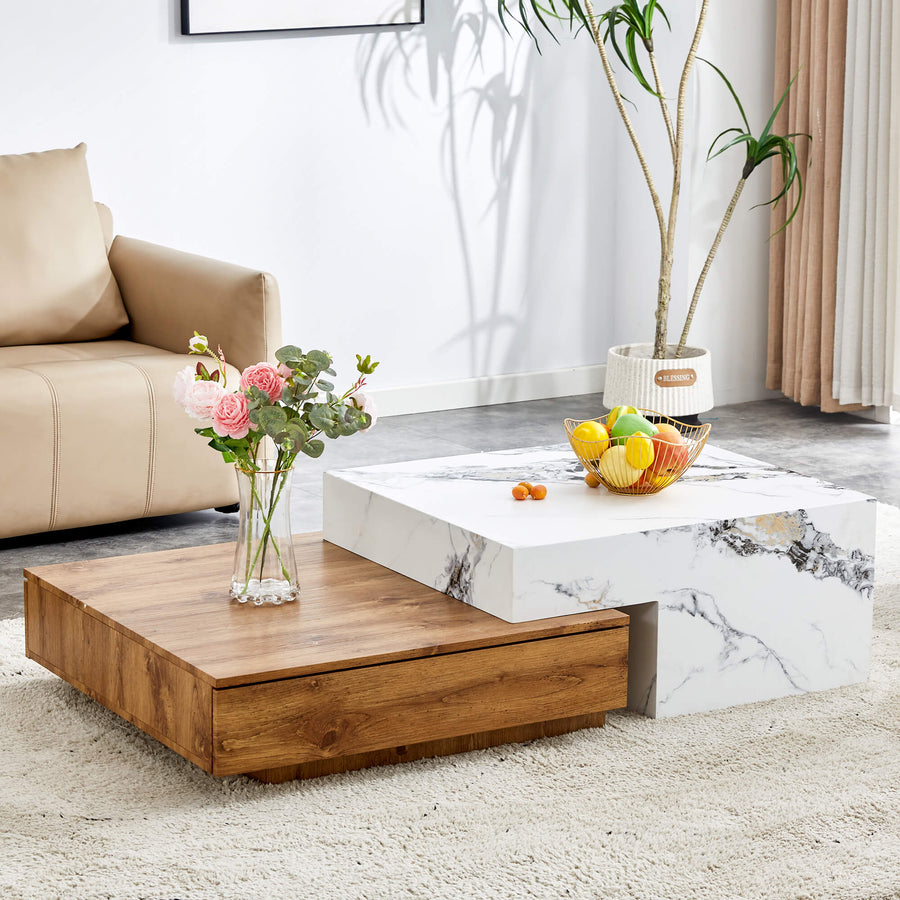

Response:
(173, 365), (196, 407)
(184, 380), (226, 421)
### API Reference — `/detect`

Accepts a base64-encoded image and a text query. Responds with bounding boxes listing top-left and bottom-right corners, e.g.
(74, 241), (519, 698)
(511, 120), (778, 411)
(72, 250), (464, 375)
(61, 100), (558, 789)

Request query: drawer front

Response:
(212, 626), (628, 776)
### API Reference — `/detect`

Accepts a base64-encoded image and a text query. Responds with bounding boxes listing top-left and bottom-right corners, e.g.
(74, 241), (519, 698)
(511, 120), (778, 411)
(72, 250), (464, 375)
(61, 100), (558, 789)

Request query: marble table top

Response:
(325, 443), (870, 548)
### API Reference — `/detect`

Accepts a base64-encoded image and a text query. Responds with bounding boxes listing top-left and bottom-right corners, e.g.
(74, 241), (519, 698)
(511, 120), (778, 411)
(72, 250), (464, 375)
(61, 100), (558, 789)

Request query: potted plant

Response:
(498, 0), (805, 417)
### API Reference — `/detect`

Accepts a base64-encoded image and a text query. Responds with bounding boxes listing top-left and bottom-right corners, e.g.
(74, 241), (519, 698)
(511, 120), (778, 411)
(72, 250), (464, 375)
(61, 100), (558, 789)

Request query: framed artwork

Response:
(181, 0), (424, 35)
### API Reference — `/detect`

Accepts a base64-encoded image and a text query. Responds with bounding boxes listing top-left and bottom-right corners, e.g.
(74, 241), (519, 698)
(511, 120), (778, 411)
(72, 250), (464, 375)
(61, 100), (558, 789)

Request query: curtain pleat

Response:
(833, 0), (894, 407)
(891, 0), (900, 408)
(768, 0), (861, 412)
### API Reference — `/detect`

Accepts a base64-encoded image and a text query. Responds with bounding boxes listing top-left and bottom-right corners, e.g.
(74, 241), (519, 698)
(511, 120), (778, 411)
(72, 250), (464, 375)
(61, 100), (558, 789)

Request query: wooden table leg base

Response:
(245, 712), (607, 783)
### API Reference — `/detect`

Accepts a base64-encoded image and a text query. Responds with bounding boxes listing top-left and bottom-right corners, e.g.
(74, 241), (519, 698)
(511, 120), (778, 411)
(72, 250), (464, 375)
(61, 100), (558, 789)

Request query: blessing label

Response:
(654, 368), (697, 387)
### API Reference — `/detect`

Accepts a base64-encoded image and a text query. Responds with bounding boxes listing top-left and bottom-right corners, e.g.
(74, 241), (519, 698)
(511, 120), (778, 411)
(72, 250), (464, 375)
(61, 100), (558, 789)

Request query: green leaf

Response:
(308, 404), (335, 432)
(283, 420), (309, 443)
(355, 354), (380, 375)
(244, 385), (269, 409)
(700, 58), (750, 133)
(316, 379), (335, 393)
(345, 405), (370, 430)
(275, 345), (303, 365)
(336, 420), (360, 437)
(254, 405), (288, 438)
(701, 59), (809, 234)
(307, 350), (332, 371)
(301, 439), (325, 459)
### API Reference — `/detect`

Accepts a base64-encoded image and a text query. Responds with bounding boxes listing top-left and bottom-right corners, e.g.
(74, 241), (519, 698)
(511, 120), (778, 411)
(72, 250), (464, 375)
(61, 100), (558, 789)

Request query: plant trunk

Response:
(676, 177), (746, 358)
(656, 0), (710, 360)
(583, 0), (667, 246)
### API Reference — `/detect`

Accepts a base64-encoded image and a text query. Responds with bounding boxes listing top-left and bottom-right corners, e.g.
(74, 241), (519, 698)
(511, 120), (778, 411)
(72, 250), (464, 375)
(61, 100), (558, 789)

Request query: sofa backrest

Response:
(0, 144), (129, 346)
(96, 202), (114, 252)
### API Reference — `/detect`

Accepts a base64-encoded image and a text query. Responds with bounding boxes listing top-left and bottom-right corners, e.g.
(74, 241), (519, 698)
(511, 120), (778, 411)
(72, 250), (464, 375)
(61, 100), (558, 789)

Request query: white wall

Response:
(0, 0), (776, 411)
(685, 0), (780, 407)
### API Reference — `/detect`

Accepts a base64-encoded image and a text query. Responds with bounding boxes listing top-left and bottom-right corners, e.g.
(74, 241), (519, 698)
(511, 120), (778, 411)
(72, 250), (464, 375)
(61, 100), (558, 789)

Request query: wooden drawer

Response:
(212, 626), (628, 776)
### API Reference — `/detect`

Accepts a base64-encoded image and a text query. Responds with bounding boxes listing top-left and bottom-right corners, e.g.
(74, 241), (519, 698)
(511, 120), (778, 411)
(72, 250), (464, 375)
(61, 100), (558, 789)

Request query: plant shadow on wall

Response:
(357, 1), (537, 390)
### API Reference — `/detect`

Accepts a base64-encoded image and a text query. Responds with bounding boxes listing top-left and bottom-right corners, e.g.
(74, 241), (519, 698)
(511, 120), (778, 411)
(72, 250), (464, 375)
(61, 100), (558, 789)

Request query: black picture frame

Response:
(181, 0), (424, 35)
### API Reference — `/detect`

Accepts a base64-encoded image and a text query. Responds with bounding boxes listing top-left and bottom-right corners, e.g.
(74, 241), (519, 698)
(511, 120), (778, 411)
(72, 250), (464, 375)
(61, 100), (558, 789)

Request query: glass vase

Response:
(231, 460), (300, 605)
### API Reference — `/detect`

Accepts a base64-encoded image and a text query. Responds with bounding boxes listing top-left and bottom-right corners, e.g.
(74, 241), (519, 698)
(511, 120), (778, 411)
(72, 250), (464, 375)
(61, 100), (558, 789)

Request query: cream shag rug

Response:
(2, 507), (899, 900)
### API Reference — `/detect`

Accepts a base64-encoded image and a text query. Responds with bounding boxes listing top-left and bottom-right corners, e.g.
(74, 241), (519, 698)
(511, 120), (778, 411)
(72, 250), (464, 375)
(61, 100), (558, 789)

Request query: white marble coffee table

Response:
(323, 445), (876, 718)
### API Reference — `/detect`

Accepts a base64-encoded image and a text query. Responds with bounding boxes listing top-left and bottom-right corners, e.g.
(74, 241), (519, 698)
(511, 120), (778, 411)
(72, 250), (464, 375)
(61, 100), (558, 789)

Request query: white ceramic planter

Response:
(603, 343), (714, 417)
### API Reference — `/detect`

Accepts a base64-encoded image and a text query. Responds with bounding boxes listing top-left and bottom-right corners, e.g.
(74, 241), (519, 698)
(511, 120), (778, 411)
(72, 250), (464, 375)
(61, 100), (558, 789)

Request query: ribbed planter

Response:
(603, 343), (714, 417)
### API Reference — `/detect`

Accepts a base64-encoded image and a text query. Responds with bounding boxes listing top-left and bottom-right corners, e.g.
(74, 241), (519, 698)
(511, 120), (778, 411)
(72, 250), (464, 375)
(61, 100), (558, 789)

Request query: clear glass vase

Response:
(231, 461), (300, 605)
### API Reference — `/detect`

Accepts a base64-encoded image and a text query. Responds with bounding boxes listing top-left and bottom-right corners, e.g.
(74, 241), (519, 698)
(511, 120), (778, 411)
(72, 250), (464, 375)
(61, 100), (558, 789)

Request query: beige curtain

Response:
(767, 0), (862, 412)
(834, 0), (897, 408)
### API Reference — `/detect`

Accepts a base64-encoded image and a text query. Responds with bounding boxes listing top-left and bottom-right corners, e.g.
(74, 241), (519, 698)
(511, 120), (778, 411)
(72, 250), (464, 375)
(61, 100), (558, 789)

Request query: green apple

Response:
(609, 412), (658, 442)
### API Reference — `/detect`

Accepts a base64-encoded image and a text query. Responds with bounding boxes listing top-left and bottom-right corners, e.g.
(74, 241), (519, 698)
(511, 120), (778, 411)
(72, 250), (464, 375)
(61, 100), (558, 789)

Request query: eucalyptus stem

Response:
(677, 177), (746, 358)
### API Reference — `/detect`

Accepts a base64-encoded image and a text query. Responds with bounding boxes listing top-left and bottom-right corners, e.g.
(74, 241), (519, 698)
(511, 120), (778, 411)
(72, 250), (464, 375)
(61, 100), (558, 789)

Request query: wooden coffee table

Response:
(24, 535), (629, 782)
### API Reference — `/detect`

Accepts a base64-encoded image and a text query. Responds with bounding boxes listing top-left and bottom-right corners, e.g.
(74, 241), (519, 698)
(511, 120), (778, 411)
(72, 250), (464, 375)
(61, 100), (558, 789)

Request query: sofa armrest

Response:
(108, 235), (282, 372)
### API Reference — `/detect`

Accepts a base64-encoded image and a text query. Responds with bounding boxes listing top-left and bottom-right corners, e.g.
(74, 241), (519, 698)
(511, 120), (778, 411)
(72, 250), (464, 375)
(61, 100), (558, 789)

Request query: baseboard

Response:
(370, 365), (607, 417)
(370, 365), (786, 418)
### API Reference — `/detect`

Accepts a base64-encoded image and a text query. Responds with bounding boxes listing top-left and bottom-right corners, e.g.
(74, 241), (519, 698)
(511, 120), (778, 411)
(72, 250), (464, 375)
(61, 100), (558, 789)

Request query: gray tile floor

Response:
(2, 395), (896, 619)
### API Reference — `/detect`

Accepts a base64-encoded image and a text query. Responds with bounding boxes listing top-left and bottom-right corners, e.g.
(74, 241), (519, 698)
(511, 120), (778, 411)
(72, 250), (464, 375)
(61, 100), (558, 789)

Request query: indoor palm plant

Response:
(498, 0), (805, 415)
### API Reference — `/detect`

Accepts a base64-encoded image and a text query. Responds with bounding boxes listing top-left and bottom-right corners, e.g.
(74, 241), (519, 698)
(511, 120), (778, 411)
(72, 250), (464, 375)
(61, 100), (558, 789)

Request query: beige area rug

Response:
(2, 508), (899, 900)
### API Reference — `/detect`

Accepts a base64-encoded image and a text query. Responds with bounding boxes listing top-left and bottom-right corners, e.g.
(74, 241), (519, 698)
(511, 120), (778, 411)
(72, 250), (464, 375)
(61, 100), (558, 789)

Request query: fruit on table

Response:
(606, 405), (637, 432)
(624, 433), (655, 470)
(584, 471), (601, 488)
(512, 482), (548, 500)
(598, 445), (643, 487)
(609, 412), (658, 443)
(648, 428), (690, 477)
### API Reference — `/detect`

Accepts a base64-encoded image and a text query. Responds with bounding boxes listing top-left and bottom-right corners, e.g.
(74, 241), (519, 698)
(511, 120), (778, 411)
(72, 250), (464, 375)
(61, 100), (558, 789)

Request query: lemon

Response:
(598, 445), (643, 487)
(606, 405), (637, 432)
(571, 420), (609, 458)
(572, 420), (607, 442)
(624, 433), (655, 470)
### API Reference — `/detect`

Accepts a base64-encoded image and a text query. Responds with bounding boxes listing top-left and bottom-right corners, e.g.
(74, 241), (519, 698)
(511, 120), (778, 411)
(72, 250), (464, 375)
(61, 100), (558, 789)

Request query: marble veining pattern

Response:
(698, 512), (875, 596)
(323, 443), (876, 718)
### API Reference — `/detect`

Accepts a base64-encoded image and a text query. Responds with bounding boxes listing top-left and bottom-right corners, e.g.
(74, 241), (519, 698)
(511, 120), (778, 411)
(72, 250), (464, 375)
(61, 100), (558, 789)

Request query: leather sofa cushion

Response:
(0, 340), (239, 537)
(0, 144), (129, 346)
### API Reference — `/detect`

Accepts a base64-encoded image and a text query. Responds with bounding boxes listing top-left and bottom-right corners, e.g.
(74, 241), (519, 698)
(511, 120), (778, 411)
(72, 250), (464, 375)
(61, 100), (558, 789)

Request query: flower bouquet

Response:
(174, 334), (378, 605)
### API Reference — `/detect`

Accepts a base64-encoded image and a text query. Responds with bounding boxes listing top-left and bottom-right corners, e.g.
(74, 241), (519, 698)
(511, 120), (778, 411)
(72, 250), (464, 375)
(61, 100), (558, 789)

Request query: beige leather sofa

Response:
(0, 145), (281, 539)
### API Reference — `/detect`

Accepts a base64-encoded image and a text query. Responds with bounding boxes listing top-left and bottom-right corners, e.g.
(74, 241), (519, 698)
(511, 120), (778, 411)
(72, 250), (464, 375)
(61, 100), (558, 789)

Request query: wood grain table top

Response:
(25, 533), (629, 689)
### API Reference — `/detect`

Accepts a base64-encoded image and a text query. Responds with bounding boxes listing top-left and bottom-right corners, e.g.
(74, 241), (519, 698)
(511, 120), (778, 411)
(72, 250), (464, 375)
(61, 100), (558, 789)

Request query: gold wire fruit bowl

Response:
(564, 410), (711, 495)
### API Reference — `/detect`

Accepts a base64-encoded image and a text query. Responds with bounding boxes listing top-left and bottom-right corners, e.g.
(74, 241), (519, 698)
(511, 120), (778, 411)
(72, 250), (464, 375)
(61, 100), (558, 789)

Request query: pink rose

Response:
(240, 363), (285, 402)
(212, 392), (251, 439)
(182, 379), (226, 421)
(276, 363), (293, 379)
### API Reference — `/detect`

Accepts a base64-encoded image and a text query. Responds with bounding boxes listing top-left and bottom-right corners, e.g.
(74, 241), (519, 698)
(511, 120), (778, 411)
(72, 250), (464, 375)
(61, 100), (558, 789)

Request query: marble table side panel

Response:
(323, 474), (515, 621)
(654, 500), (875, 717)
